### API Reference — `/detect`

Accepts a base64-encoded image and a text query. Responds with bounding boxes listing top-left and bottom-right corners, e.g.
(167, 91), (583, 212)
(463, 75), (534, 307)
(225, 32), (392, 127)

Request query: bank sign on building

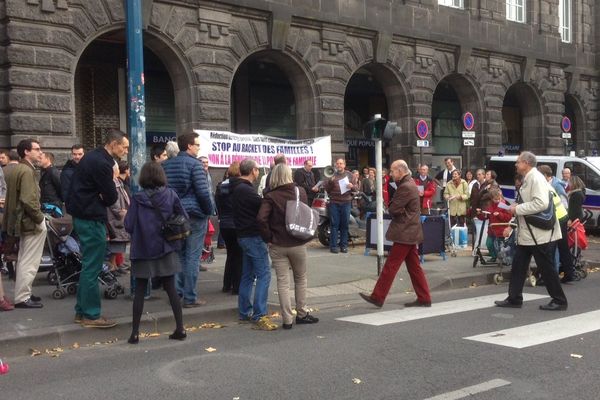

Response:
(0, 0), (597, 170)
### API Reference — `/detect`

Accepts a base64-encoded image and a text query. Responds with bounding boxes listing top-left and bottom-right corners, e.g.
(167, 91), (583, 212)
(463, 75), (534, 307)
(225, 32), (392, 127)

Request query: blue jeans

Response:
(237, 235), (271, 321)
(329, 202), (351, 250)
(176, 216), (208, 304)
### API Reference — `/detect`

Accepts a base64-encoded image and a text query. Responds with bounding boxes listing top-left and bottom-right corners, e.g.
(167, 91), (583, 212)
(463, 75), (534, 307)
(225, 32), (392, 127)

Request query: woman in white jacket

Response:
(494, 151), (567, 311)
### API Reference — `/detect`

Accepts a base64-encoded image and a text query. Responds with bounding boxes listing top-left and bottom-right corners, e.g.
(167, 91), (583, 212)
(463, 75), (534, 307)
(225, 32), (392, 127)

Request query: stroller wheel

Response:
(104, 289), (118, 300)
(67, 284), (77, 295)
(47, 271), (58, 285)
(493, 274), (504, 285)
(451, 250), (457, 257)
(52, 289), (66, 300)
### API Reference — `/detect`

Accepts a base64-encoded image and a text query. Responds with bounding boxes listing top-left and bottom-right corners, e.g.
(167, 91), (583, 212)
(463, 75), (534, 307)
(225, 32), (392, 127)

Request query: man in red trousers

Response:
(359, 159), (432, 308)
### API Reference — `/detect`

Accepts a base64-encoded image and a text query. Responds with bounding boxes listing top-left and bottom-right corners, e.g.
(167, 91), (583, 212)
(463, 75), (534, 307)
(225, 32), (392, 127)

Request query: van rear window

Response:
(487, 161), (517, 185)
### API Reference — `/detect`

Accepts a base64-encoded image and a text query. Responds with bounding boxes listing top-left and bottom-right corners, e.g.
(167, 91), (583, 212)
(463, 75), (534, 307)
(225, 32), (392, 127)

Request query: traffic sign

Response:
(463, 112), (475, 131)
(561, 116), (572, 132)
(416, 140), (429, 147)
(463, 139), (475, 146)
(462, 131), (476, 139)
(416, 120), (429, 139)
(561, 132), (572, 139)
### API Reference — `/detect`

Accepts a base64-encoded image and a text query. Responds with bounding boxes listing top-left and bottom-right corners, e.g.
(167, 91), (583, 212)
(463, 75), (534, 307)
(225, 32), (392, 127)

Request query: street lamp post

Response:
(125, 0), (146, 193)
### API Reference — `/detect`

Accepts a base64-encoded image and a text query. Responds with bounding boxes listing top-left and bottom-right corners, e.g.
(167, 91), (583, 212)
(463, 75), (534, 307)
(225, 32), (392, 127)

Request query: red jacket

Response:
(414, 176), (437, 210)
(485, 201), (513, 237)
(382, 175), (390, 206)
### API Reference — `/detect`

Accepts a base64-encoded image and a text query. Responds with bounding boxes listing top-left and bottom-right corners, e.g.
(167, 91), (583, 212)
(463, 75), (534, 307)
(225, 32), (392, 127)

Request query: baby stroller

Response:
(567, 210), (592, 280)
(46, 215), (124, 300)
(200, 220), (215, 264)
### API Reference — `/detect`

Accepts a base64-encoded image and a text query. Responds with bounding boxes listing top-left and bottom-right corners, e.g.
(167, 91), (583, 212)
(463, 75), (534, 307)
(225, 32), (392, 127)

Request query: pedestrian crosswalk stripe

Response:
(464, 310), (600, 348)
(336, 293), (549, 326)
(423, 378), (511, 400)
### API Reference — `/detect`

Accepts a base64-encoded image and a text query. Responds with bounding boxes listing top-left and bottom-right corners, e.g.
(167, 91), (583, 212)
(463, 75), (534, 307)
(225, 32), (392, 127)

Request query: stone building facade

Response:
(0, 0), (598, 169)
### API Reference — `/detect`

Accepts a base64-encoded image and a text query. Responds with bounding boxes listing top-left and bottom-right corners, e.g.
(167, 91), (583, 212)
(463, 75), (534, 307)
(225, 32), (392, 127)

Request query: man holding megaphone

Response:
(323, 158), (357, 254)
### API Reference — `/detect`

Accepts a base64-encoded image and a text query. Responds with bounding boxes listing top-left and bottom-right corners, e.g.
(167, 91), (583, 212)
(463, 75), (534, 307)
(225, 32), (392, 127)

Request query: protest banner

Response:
(195, 130), (332, 168)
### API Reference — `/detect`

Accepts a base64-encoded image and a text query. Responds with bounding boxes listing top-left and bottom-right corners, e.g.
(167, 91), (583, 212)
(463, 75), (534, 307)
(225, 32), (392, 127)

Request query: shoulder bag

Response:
(523, 191), (556, 230)
(147, 191), (191, 242)
(285, 186), (319, 240)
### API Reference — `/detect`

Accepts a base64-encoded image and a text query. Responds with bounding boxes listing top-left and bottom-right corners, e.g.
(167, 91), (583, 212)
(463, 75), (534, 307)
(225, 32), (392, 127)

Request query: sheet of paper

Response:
(417, 185), (424, 193)
(497, 202), (511, 210)
(338, 176), (350, 194)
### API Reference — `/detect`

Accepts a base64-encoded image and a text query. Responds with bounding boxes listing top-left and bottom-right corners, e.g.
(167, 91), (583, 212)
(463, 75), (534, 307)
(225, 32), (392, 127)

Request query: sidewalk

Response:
(1, 240), (598, 357)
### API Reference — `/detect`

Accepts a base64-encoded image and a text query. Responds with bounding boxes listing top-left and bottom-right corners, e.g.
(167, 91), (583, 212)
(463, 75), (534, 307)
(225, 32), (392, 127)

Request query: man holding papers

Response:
(413, 165), (437, 213)
(324, 158), (357, 254)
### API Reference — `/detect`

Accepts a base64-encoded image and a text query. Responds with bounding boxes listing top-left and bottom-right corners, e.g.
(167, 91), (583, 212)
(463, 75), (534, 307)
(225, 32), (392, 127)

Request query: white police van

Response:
(487, 155), (600, 228)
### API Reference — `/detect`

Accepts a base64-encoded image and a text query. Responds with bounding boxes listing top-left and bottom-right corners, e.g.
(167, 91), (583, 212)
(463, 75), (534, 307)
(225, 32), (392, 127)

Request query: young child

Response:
(484, 188), (513, 261)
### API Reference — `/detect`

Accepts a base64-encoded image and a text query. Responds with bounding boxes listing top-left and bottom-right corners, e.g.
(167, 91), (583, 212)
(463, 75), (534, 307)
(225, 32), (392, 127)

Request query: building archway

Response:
(74, 30), (192, 149)
(501, 83), (543, 155)
(230, 50), (316, 139)
(564, 94), (585, 155)
(431, 74), (483, 169)
(344, 63), (408, 169)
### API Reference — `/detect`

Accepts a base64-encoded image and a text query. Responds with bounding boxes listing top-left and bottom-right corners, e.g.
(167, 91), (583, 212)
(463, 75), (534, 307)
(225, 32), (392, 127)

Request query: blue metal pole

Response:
(125, 0), (146, 193)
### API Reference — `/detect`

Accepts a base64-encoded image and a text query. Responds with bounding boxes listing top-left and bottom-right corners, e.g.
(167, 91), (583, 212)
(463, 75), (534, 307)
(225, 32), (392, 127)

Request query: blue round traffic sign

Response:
(416, 119), (429, 139)
(561, 116), (572, 132)
(463, 112), (475, 131)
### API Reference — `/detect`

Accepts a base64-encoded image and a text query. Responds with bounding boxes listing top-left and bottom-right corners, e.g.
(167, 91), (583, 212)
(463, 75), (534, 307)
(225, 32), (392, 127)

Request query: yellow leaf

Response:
(352, 378), (362, 384)
(30, 349), (41, 357)
(72, 343), (80, 349)
(148, 333), (161, 338)
(205, 347), (217, 353)
(570, 353), (583, 359)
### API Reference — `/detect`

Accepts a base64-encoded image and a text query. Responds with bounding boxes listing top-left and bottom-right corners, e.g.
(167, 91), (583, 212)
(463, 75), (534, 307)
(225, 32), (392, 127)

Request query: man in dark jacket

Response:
(231, 158), (276, 330)
(60, 144), (84, 203)
(359, 159), (432, 308)
(293, 159), (320, 206)
(67, 130), (128, 328)
(162, 132), (214, 307)
(39, 152), (62, 210)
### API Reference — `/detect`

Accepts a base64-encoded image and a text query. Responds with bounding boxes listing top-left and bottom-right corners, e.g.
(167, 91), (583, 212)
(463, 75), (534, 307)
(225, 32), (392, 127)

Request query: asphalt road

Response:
(2, 272), (600, 400)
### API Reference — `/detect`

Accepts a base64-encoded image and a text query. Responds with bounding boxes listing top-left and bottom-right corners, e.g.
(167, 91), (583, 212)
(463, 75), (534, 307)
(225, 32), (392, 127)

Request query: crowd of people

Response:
(0, 135), (589, 338)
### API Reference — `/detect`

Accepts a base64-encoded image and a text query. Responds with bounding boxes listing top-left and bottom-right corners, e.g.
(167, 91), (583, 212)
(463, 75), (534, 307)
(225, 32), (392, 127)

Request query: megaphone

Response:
(323, 165), (335, 178)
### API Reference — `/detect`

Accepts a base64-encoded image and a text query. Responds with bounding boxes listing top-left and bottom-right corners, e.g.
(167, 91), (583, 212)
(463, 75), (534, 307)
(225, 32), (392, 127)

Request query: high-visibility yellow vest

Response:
(554, 191), (568, 220)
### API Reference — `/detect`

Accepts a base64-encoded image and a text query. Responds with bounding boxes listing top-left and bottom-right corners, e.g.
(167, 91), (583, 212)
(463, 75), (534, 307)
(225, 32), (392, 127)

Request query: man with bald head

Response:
(359, 160), (432, 308)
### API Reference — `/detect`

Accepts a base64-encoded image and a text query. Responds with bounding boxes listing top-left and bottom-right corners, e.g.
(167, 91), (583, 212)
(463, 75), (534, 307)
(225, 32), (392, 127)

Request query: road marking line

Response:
(336, 293), (548, 326)
(423, 379), (511, 400)
(464, 310), (600, 348)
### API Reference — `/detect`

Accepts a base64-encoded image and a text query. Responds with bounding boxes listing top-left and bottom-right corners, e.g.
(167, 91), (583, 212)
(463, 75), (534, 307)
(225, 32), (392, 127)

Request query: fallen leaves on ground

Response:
(205, 347), (217, 353)
(30, 349), (41, 357)
(352, 378), (362, 384)
(71, 343), (80, 349)
(570, 353), (583, 359)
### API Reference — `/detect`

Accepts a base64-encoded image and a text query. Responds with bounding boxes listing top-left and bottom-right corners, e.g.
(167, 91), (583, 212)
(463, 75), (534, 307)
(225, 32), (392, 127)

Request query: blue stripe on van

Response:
(501, 187), (516, 202)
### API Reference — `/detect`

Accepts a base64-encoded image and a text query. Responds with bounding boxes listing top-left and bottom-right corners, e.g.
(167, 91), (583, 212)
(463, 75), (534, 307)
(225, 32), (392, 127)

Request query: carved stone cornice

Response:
(198, 7), (231, 39)
(27, 0), (68, 13)
(321, 29), (346, 56)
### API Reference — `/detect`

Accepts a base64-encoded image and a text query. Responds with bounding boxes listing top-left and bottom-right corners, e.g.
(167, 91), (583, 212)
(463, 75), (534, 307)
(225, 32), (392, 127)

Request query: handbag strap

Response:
(146, 191), (168, 226)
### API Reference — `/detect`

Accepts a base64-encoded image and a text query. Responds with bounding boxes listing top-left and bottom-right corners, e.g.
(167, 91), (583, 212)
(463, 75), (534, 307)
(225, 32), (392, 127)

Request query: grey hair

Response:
(239, 158), (257, 176)
(165, 141), (179, 159)
(394, 159), (412, 177)
(269, 164), (293, 189)
(519, 151), (537, 167)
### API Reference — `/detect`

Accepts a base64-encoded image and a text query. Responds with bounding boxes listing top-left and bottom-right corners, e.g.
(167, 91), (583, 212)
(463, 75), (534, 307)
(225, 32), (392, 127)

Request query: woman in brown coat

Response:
(257, 164), (319, 330)
(359, 159), (432, 308)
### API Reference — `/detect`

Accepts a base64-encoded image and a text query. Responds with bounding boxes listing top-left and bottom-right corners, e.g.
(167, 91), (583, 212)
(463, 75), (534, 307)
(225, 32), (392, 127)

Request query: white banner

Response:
(195, 130), (332, 168)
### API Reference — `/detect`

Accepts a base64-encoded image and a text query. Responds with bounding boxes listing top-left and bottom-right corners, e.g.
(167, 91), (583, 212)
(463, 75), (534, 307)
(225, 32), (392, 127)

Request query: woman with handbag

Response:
(124, 162), (188, 344)
(257, 164), (319, 330)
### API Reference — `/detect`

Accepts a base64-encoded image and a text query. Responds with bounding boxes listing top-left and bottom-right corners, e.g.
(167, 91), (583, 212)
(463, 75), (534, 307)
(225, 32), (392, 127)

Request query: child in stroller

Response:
(46, 215), (124, 300)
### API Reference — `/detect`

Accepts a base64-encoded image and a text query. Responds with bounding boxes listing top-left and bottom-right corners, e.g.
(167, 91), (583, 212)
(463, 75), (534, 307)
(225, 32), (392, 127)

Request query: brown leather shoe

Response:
(404, 300), (432, 307)
(359, 292), (383, 308)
